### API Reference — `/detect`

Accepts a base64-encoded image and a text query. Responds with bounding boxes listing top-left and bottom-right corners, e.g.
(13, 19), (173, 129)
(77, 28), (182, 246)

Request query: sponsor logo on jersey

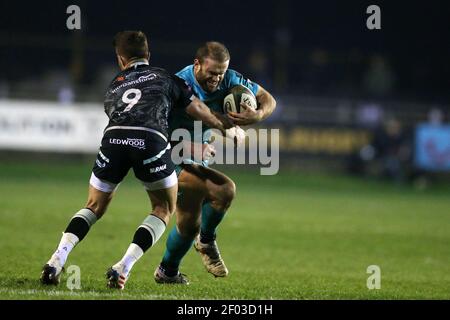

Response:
(149, 164), (166, 173)
(111, 73), (158, 93)
(109, 138), (146, 149)
(138, 73), (157, 82)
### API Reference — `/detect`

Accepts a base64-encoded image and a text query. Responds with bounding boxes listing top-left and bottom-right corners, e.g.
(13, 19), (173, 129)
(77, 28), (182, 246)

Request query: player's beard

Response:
(198, 76), (221, 93)
(208, 79), (221, 92)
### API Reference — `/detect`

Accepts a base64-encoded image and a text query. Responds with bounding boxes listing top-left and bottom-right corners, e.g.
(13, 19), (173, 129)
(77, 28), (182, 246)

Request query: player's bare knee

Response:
(214, 180), (236, 212)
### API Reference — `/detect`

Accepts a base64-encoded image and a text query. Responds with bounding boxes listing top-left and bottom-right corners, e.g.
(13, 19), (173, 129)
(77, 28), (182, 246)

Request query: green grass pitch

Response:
(0, 160), (449, 300)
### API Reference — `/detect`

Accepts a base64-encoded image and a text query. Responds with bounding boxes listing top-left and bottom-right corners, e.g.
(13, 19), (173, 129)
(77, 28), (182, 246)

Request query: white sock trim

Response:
(140, 214), (166, 246)
(73, 208), (98, 227)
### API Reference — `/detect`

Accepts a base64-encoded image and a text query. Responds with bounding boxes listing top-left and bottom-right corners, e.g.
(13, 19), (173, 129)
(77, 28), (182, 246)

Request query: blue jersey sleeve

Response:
(225, 69), (259, 96)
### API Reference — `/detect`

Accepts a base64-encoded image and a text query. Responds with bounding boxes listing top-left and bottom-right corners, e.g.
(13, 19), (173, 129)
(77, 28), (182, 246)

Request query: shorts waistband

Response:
(104, 126), (167, 142)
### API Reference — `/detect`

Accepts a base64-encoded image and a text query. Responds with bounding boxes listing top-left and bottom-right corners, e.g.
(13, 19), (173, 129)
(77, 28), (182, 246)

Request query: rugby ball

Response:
(223, 85), (257, 113)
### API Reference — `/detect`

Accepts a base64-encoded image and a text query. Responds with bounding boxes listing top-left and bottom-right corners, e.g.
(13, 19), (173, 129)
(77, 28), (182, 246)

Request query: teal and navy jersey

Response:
(169, 64), (259, 142)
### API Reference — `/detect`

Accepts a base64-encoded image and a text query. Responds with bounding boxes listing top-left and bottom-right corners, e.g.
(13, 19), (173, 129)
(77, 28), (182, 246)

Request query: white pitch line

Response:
(0, 288), (180, 299)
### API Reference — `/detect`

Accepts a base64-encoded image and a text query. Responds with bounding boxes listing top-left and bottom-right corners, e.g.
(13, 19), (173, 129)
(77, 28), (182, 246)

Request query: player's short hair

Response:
(195, 41), (230, 63)
(113, 31), (149, 60)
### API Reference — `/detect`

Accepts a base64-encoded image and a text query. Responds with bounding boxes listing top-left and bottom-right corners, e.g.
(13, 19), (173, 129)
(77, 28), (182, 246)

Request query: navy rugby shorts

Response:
(91, 126), (176, 192)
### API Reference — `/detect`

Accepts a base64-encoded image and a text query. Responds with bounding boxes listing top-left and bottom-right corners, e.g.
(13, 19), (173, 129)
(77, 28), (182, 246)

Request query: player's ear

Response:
(146, 51), (151, 61)
(117, 54), (126, 70)
(193, 59), (201, 72)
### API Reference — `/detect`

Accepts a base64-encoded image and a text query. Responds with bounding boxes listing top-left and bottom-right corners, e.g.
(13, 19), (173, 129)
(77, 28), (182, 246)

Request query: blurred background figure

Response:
(371, 117), (412, 183)
(363, 55), (395, 99)
(348, 116), (413, 184)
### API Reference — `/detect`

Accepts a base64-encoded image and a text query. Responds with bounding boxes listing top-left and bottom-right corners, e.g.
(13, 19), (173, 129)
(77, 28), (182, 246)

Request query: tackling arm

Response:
(185, 96), (234, 135)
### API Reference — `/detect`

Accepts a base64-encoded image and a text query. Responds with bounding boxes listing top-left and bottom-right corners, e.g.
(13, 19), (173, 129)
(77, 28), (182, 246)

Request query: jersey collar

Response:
(127, 59), (149, 69)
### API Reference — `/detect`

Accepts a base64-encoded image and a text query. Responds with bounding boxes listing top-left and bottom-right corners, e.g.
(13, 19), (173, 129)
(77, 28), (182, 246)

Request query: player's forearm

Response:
(256, 90), (276, 121)
(186, 99), (231, 134)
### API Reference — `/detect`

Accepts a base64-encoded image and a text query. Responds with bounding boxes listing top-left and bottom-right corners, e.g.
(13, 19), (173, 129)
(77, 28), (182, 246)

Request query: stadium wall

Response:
(0, 100), (107, 153)
(1, 99), (449, 173)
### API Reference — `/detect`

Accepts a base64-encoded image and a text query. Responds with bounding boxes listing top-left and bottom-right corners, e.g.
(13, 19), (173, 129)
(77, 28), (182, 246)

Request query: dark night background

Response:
(1, 0), (450, 103)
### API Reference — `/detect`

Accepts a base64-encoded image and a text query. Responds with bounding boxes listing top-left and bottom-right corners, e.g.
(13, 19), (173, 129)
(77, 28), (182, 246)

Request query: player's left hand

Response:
(227, 103), (263, 126)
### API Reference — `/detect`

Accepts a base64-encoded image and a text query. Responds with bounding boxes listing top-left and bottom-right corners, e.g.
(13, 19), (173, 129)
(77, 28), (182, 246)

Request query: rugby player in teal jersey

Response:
(157, 42), (276, 283)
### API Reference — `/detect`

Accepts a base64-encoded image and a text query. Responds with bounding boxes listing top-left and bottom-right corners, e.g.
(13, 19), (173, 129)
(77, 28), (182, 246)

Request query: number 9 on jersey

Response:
(122, 88), (142, 112)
